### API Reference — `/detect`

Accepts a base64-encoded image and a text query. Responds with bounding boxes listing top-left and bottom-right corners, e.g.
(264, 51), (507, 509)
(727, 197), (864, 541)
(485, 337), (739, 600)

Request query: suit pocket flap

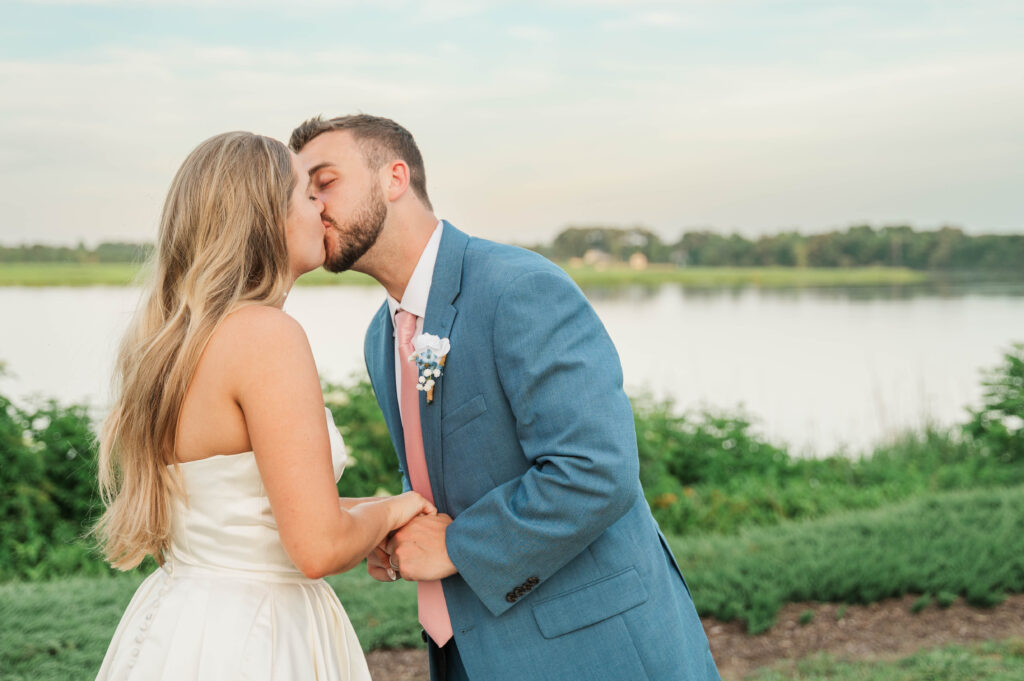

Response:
(532, 567), (648, 639)
(442, 394), (487, 436)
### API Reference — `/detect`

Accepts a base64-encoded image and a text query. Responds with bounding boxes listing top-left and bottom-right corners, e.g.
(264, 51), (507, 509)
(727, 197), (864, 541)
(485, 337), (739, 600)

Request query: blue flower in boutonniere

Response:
(409, 333), (451, 404)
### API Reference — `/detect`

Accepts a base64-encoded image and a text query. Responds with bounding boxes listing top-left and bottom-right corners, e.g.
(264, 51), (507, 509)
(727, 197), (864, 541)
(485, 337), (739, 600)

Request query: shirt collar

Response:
(386, 220), (443, 325)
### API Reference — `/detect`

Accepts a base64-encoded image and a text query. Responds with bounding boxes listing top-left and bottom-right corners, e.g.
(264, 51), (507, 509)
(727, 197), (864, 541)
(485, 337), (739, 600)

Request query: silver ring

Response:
(389, 555), (399, 570)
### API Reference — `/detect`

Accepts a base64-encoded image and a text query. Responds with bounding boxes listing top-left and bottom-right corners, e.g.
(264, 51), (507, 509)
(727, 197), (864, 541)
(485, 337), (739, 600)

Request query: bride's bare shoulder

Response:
(203, 306), (314, 376)
(216, 305), (310, 347)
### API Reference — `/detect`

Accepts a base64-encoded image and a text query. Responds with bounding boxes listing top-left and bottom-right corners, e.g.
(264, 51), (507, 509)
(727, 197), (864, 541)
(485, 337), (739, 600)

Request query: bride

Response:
(93, 131), (433, 680)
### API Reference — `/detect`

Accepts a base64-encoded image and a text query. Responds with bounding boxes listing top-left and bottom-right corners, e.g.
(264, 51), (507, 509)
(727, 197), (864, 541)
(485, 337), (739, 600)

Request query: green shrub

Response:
(910, 593), (931, 613)
(0, 396), (110, 581)
(965, 343), (1024, 463)
(672, 486), (1024, 633)
(634, 398), (790, 487)
(25, 400), (100, 525)
(936, 590), (957, 608)
(323, 377), (404, 498)
(643, 419), (1024, 536)
(0, 393), (55, 580)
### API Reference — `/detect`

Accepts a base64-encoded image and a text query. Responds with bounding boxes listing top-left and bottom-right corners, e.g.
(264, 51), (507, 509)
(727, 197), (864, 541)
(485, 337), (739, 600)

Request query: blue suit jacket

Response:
(364, 222), (719, 681)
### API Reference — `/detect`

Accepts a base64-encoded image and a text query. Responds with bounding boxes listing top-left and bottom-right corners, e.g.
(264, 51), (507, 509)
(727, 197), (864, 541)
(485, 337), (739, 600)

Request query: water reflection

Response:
(581, 279), (1024, 303)
(2, 280), (1023, 457)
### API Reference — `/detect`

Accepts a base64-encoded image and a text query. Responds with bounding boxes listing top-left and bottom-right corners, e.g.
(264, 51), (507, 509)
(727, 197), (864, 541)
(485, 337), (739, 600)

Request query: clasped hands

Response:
(368, 512), (458, 582)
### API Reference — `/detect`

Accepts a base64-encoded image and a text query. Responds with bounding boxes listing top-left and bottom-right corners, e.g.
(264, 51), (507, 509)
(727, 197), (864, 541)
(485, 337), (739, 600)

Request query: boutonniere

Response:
(409, 333), (451, 403)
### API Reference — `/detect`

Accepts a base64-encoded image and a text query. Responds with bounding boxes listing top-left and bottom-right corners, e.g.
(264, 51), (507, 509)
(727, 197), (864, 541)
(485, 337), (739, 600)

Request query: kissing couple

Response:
(93, 115), (721, 681)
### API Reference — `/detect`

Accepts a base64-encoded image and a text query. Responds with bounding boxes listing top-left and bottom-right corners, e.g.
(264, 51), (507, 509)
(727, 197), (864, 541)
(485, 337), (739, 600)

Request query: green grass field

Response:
(0, 263), (376, 287)
(0, 261), (930, 288)
(748, 640), (1024, 681)
(0, 263), (144, 286)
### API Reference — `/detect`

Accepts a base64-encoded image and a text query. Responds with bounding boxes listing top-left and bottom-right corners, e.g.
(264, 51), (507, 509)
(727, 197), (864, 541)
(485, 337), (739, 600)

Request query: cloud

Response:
(507, 25), (555, 42)
(19, 0), (367, 5)
(598, 9), (696, 31)
(2, 3), (1022, 244)
(601, 10), (691, 30)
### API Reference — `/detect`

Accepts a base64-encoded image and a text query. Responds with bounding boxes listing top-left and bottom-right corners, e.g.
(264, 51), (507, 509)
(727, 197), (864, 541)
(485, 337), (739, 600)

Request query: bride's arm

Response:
(224, 306), (433, 578)
(338, 497), (384, 511)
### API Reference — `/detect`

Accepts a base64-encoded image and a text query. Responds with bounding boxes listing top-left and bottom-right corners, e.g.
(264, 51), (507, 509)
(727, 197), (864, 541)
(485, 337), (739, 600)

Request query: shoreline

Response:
(0, 262), (937, 288)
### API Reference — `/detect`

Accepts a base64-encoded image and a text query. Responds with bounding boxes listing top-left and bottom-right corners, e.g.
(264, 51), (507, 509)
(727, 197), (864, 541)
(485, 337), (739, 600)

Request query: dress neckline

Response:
(173, 450), (255, 467)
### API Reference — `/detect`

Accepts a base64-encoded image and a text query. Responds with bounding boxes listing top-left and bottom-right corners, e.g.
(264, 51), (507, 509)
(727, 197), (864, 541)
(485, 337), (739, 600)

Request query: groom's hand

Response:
(386, 513), (457, 581)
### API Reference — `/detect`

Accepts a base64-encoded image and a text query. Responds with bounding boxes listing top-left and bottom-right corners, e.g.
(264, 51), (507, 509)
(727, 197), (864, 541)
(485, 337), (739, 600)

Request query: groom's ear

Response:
(383, 160), (411, 203)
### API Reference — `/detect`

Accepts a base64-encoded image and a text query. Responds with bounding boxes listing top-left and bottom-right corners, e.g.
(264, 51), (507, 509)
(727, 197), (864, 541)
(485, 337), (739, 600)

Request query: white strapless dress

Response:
(95, 408), (371, 681)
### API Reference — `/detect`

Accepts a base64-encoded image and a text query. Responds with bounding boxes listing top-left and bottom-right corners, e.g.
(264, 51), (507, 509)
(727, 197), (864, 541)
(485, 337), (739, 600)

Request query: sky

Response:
(1, 0), (1022, 246)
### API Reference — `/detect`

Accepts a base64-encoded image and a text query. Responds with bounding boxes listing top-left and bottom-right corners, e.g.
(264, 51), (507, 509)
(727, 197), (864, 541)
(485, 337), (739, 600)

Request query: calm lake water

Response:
(3, 281), (1024, 456)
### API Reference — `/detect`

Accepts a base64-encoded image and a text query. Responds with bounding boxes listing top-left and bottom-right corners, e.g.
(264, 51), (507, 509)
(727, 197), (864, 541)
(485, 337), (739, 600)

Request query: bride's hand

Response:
(367, 540), (397, 582)
(387, 491), (436, 530)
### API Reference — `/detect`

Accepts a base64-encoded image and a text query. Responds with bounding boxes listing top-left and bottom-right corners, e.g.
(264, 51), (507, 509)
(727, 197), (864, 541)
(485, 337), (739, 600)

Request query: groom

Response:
(291, 115), (720, 681)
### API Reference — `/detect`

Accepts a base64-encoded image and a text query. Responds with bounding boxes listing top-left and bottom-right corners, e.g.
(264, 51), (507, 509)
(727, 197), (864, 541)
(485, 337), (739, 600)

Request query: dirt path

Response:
(366, 594), (1024, 680)
(708, 594), (1024, 679)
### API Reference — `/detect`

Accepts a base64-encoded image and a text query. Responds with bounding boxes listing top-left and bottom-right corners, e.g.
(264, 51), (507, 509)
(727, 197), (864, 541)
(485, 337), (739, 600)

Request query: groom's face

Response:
(299, 131), (387, 273)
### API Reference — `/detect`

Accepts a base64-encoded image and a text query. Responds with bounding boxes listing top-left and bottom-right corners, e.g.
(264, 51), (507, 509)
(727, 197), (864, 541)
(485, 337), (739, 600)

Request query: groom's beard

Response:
(323, 186), (388, 273)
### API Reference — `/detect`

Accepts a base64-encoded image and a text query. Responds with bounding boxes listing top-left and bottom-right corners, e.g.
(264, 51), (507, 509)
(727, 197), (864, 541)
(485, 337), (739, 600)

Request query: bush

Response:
(965, 343), (1024, 463)
(3, 344), (1024, 582)
(910, 594), (931, 614)
(672, 486), (1024, 633)
(0, 396), (106, 581)
(323, 377), (404, 498)
(639, 406), (1024, 536)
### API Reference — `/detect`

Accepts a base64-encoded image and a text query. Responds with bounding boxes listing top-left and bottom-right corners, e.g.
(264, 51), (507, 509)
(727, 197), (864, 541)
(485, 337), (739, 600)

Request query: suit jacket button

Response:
(526, 576), (539, 586)
(514, 586), (526, 597)
(505, 592), (517, 603)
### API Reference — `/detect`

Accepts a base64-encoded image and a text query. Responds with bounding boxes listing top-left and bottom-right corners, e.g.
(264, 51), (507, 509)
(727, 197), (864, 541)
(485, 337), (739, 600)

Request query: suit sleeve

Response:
(444, 268), (639, 617)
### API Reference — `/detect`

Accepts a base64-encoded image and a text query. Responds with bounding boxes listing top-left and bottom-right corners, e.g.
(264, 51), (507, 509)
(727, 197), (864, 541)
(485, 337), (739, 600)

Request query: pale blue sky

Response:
(2, 0), (1022, 245)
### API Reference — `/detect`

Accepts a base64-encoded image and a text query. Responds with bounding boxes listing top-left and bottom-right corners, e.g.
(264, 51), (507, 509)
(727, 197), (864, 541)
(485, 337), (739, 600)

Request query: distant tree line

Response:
(0, 241), (153, 264)
(2, 225), (1022, 270)
(535, 224), (1024, 270)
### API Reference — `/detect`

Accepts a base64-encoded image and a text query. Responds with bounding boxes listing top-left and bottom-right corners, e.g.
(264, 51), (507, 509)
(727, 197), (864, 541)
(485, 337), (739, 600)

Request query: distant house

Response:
(628, 252), (649, 270)
(582, 249), (614, 266)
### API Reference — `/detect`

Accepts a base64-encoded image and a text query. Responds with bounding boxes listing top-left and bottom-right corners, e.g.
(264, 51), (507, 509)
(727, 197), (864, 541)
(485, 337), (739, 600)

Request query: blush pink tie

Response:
(395, 310), (453, 646)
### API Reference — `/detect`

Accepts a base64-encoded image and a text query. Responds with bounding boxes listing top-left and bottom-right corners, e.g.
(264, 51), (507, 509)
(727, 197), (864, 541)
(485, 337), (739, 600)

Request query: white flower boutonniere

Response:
(409, 333), (451, 404)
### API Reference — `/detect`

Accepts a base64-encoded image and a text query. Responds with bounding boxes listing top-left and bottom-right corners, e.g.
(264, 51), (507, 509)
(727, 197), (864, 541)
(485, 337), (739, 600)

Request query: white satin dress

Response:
(95, 408), (371, 681)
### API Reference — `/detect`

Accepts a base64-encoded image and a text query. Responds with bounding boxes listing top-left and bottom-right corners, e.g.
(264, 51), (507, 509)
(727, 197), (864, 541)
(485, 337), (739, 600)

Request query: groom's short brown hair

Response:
(289, 114), (432, 210)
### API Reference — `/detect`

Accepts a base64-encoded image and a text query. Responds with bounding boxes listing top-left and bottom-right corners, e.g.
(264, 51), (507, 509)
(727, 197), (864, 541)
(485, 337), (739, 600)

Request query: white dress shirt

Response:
(386, 220), (443, 417)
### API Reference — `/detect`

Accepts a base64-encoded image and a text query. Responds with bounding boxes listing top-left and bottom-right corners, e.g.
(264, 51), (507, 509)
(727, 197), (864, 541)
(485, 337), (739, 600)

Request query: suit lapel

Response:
(420, 221), (470, 513)
(367, 303), (407, 472)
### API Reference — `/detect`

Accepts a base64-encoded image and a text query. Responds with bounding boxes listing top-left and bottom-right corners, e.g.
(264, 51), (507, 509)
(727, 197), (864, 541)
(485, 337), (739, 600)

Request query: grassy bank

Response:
(0, 263), (142, 286)
(563, 264), (929, 288)
(0, 262), (377, 287)
(0, 261), (930, 288)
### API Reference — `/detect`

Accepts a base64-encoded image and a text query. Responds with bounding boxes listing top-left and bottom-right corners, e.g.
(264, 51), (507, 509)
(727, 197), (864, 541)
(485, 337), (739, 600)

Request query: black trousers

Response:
(426, 632), (470, 681)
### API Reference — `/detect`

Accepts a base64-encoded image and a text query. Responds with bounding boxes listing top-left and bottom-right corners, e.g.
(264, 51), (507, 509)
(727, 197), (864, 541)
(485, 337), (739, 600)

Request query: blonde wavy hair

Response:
(94, 131), (296, 569)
